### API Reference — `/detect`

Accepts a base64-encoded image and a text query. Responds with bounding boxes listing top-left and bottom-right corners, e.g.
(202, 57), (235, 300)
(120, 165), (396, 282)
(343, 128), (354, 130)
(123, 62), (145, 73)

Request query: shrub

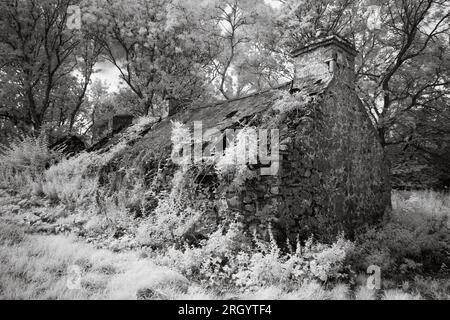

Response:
(412, 276), (450, 299)
(110, 181), (149, 217)
(83, 214), (110, 237)
(157, 223), (354, 292)
(350, 190), (450, 276)
(0, 135), (59, 173)
(136, 157), (221, 249)
(0, 135), (60, 191)
(232, 232), (354, 290)
(158, 222), (251, 289)
(41, 152), (97, 207)
(214, 127), (259, 190)
(392, 190), (450, 228)
(136, 193), (204, 248)
(271, 91), (308, 114)
(350, 221), (449, 275)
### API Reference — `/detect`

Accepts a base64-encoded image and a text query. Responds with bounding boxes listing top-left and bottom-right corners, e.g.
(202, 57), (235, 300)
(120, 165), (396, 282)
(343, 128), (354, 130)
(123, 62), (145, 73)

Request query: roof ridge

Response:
(192, 81), (291, 110)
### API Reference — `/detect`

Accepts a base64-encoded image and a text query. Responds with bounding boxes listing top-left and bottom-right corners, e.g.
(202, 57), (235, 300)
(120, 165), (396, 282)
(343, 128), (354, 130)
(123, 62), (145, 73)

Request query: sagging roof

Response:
(159, 75), (331, 132)
(92, 75), (333, 158)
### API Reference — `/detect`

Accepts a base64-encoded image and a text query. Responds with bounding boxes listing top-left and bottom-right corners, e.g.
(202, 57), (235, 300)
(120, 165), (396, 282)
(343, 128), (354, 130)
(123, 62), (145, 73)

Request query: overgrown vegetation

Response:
(350, 191), (450, 277)
(0, 135), (61, 192)
(0, 0), (449, 301)
(157, 225), (354, 293)
(0, 135), (448, 299)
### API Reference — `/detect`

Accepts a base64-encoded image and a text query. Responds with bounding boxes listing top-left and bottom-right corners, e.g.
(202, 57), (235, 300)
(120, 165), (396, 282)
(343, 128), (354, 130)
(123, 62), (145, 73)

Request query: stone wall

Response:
(279, 80), (389, 241)
(222, 80), (390, 242)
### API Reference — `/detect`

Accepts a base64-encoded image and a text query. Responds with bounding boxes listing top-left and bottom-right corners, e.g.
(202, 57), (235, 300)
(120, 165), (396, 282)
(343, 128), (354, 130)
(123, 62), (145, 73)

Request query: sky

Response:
(91, 61), (123, 93)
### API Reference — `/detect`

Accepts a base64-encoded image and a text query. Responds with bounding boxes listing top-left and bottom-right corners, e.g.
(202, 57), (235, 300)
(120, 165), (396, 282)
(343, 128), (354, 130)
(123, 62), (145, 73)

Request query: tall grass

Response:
(0, 135), (58, 173)
(0, 221), (428, 300)
(392, 190), (450, 228)
(0, 222), (189, 300)
(0, 135), (60, 192)
(1, 190), (448, 299)
(40, 153), (97, 207)
(349, 190), (450, 277)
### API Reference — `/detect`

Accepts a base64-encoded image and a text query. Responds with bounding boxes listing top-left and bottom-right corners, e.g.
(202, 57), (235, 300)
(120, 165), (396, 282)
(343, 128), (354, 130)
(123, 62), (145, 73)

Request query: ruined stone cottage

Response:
(97, 35), (391, 242)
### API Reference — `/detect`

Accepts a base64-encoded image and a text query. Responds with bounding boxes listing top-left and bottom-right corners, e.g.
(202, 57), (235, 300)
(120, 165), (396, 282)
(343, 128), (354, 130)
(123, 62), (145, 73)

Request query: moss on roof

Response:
(139, 77), (329, 148)
(91, 75), (333, 187)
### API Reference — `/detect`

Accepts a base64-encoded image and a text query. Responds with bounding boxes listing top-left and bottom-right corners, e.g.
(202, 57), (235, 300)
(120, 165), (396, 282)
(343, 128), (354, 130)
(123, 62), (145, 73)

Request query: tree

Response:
(188, 0), (290, 99)
(278, 0), (450, 148)
(0, 0), (100, 135)
(354, 0), (450, 147)
(84, 0), (213, 115)
(68, 37), (103, 133)
(278, 0), (357, 48)
(203, 0), (258, 99)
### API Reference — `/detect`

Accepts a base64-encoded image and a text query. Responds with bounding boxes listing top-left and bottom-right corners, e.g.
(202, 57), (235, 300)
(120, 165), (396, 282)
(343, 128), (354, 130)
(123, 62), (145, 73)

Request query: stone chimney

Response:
(108, 114), (134, 134)
(291, 34), (357, 86)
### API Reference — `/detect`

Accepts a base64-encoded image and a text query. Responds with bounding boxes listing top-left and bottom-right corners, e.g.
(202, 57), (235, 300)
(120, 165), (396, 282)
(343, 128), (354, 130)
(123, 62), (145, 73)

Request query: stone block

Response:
(270, 186), (280, 195)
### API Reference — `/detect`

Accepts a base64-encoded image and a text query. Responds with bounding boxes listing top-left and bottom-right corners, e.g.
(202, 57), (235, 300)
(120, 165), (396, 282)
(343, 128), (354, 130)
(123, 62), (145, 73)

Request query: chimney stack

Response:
(291, 34), (357, 86)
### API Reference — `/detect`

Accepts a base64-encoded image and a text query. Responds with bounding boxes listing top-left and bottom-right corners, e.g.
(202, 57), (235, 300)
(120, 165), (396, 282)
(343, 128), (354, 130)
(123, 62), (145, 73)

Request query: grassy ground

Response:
(0, 189), (449, 300)
(0, 222), (426, 300)
(0, 221), (204, 300)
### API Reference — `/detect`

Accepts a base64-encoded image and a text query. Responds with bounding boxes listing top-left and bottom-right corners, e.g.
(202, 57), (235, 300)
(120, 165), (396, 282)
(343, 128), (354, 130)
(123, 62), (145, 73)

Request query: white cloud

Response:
(91, 61), (124, 93)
